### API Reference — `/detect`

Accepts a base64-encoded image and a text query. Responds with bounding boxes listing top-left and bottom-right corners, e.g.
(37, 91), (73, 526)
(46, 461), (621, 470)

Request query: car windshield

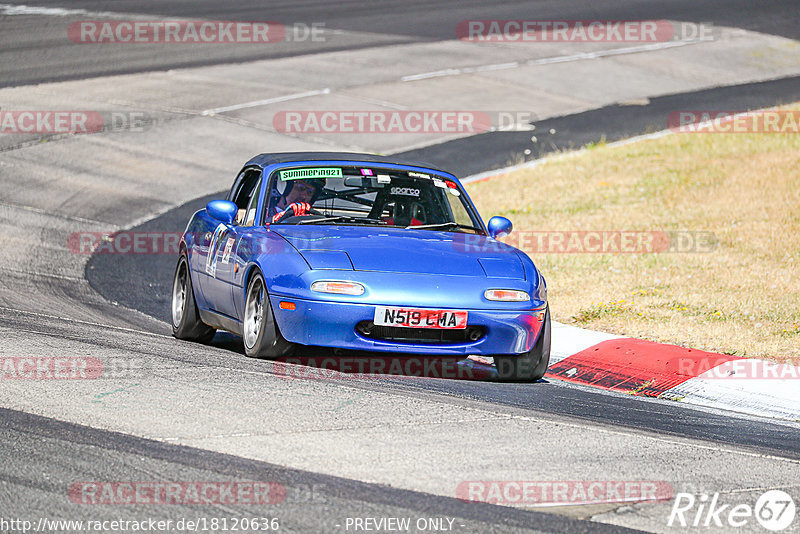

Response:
(266, 166), (484, 233)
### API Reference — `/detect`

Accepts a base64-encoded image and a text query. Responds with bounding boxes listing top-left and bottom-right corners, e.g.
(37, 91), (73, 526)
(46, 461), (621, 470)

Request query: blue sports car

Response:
(171, 152), (550, 381)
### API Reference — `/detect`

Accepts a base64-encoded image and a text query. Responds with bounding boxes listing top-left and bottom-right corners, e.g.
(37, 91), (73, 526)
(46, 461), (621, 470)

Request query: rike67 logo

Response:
(669, 490), (796, 531)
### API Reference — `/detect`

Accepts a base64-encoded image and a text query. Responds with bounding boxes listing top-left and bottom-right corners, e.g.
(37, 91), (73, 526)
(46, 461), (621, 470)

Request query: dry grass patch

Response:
(466, 107), (800, 363)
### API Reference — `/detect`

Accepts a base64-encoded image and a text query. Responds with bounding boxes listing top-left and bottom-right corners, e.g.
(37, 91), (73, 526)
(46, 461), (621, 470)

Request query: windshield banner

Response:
(279, 167), (343, 180)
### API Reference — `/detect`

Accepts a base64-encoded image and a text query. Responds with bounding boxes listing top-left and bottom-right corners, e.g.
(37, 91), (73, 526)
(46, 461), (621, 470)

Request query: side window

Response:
(229, 169), (262, 226)
(264, 171), (285, 221)
(228, 171), (247, 202)
(241, 177), (262, 227)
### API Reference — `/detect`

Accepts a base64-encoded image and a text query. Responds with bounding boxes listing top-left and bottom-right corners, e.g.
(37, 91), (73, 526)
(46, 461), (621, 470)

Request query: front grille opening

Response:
(356, 321), (485, 344)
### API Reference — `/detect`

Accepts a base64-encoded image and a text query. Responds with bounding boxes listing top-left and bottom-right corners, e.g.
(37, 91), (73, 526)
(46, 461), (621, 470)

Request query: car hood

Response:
(272, 225), (525, 279)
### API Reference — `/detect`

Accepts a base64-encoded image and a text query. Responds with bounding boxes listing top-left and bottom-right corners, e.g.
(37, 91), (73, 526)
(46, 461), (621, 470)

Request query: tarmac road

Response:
(2, 1), (800, 532)
(86, 190), (800, 463)
(2, 407), (631, 534)
(1, 0), (799, 87)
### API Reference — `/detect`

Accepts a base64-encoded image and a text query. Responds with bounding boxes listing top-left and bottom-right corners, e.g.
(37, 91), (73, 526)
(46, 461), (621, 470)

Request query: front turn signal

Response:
(311, 281), (365, 296)
(484, 289), (529, 302)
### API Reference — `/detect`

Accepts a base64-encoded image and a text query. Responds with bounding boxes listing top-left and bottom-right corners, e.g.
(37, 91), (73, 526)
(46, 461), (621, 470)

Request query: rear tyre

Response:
(171, 254), (216, 343)
(243, 271), (295, 359)
(495, 305), (551, 382)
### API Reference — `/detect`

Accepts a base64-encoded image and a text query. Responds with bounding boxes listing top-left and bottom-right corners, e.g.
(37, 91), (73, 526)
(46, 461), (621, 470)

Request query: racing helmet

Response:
(281, 178), (325, 204)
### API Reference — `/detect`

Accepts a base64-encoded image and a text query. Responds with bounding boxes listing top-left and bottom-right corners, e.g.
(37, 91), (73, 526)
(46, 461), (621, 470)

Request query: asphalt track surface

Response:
(2, 408), (632, 534)
(85, 71), (800, 462)
(87, 188), (800, 463)
(4, 1), (800, 532)
(2, 0), (800, 87)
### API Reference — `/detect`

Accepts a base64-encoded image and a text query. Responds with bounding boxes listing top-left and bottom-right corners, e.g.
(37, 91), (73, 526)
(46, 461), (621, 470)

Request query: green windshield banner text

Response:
(280, 167), (343, 180)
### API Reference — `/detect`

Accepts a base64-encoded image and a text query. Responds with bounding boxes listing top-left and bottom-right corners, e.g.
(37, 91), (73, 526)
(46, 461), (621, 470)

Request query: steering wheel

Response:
(271, 202), (322, 223)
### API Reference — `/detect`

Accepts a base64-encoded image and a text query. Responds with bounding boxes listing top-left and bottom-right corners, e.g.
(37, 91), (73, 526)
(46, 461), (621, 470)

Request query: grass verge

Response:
(466, 106), (800, 364)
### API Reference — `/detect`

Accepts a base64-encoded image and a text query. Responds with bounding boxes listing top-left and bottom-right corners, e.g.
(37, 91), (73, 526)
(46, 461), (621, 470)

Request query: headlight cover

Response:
(311, 280), (365, 296)
(484, 289), (530, 302)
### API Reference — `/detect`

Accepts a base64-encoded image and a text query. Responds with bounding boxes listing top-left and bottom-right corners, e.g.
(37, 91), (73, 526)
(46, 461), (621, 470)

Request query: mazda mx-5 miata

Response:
(171, 152), (550, 381)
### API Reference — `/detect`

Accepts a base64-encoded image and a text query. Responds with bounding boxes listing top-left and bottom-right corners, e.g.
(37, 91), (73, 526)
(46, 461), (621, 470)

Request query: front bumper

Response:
(270, 296), (546, 356)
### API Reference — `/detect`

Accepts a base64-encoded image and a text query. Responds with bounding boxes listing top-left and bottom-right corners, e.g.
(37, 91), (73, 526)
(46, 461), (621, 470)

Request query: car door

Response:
(210, 171), (263, 319)
(197, 168), (261, 317)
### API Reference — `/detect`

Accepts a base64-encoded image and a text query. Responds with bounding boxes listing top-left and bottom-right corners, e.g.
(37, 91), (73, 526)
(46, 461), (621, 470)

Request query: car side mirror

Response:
(206, 200), (237, 225)
(487, 216), (513, 238)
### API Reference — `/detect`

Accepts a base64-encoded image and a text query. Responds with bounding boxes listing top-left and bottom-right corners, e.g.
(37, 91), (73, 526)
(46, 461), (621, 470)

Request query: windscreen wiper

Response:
(405, 221), (484, 233)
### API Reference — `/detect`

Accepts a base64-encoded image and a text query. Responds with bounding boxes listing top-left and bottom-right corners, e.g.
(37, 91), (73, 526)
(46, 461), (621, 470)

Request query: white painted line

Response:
(0, 3), (136, 18)
(200, 88), (331, 116)
(401, 40), (705, 82)
(0, 3), (93, 16)
(475, 61), (520, 72)
(401, 68), (461, 82)
(402, 62), (519, 82)
(529, 39), (704, 66)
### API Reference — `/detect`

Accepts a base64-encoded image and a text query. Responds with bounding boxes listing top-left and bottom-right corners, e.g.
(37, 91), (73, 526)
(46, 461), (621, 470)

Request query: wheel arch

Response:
(243, 261), (263, 296)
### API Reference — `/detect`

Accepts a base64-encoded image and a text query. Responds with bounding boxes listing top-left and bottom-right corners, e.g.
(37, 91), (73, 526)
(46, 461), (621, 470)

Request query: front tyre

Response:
(243, 271), (295, 359)
(495, 305), (551, 383)
(171, 254), (216, 343)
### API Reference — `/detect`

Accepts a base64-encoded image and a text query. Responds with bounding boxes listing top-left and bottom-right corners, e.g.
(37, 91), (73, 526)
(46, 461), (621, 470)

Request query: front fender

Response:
(234, 228), (312, 318)
(516, 251), (546, 302)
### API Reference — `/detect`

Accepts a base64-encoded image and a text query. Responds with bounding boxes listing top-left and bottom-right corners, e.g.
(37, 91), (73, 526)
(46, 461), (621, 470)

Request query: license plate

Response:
(373, 306), (468, 329)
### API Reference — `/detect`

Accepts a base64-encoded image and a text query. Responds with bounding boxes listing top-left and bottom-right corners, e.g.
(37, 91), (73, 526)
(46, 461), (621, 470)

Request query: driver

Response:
(270, 178), (324, 223)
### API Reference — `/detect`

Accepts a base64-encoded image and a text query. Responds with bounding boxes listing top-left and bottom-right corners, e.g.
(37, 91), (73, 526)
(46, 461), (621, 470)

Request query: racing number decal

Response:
(221, 237), (236, 264)
(205, 223), (228, 277)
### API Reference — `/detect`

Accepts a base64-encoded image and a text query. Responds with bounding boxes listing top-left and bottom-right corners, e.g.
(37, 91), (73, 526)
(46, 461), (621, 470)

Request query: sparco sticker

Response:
(390, 187), (420, 197)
